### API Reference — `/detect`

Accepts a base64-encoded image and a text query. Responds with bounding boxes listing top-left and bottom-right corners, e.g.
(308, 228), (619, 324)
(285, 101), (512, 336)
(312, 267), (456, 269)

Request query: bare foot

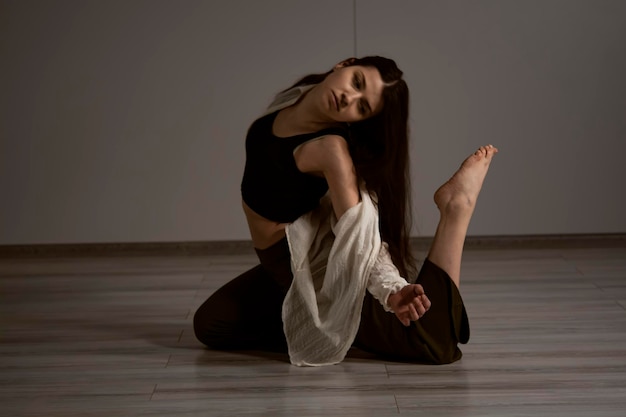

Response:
(434, 145), (498, 217)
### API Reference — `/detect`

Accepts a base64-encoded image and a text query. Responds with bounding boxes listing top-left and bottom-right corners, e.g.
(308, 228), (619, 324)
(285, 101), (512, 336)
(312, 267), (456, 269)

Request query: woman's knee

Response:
(192, 293), (238, 348)
(193, 302), (218, 347)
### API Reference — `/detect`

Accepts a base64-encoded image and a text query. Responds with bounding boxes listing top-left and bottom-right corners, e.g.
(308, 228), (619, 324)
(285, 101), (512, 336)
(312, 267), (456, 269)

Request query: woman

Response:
(194, 56), (498, 365)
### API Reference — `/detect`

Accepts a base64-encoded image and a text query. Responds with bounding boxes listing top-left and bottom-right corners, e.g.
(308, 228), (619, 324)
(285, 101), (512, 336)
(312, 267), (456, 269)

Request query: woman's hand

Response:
(387, 284), (432, 326)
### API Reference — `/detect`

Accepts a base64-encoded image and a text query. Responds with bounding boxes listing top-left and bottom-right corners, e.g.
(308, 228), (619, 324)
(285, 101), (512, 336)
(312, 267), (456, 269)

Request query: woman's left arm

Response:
(369, 243), (431, 326)
(295, 134), (360, 220)
(296, 134), (430, 325)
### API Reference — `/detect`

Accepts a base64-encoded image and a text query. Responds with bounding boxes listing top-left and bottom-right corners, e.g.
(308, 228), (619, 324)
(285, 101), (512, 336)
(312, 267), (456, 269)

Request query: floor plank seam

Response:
(393, 394), (401, 414)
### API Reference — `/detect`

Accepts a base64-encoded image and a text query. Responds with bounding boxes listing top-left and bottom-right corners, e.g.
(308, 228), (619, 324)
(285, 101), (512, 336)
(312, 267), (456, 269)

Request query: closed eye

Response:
(352, 73), (363, 90)
(358, 101), (366, 115)
(359, 99), (372, 115)
(353, 72), (372, 115)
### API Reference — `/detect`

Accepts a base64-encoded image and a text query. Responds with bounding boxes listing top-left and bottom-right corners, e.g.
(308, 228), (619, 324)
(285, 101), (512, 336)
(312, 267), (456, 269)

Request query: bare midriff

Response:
(242, 200), (289, 250)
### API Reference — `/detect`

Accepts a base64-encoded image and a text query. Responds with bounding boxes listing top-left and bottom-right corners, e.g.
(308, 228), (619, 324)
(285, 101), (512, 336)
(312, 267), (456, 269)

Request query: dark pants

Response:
(193, 238), (469, 364)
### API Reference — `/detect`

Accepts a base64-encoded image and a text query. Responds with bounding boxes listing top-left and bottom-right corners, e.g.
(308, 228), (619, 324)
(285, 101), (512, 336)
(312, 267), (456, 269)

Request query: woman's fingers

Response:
(414, 299), (427, 317)
(408, 303), (419, 322)
(394, 284), (433, 326)
(409, 285), (430, 317)
(419, 293), (431, 311)
(412, 284), (425, 296)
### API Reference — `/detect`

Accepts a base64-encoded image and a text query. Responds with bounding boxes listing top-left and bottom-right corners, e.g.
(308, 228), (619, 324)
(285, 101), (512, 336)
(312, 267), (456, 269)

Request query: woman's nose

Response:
(341, 91), (361, 107)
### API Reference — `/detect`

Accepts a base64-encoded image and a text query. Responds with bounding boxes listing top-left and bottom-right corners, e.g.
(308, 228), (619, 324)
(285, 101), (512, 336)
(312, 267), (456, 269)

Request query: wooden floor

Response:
(1, 243), (626, 416)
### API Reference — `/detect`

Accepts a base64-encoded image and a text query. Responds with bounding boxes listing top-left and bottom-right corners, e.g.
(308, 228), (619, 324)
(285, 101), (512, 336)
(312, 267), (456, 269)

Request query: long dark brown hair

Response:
(282, 56), (416, 279)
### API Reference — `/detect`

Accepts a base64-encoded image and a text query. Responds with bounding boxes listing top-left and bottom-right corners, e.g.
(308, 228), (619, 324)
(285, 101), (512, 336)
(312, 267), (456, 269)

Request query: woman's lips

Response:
(332, 92), (339, 111)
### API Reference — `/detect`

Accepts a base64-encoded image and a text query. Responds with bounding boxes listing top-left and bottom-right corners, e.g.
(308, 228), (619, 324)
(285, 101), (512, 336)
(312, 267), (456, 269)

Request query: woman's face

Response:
(317, 63), (385, 123)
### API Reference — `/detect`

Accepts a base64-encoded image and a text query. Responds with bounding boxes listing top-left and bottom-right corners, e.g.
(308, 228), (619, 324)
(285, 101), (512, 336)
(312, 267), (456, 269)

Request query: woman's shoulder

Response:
(295, 134), (353, 175)
(316, 134), (350, 153)
(302, 133), (350, 157)
(265, 85), (316, 115)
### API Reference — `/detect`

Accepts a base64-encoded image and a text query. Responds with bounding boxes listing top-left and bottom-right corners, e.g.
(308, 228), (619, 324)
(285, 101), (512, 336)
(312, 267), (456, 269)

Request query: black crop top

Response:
(241, 111), (349, 223)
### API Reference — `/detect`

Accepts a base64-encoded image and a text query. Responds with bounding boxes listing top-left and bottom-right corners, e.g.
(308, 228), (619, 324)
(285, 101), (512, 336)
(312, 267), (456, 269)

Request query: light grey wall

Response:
(1, 0), (625, 245)
(358, 0), (626, 237)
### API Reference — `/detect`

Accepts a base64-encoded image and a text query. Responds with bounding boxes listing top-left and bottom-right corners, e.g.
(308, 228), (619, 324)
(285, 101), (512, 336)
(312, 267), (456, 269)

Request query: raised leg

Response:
(427, 145), (498, 288)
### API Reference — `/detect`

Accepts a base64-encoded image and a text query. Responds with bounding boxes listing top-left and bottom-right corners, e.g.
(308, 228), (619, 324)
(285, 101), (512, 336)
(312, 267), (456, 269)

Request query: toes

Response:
(486, 145), (498, 157)
(479, 144), (498, 159)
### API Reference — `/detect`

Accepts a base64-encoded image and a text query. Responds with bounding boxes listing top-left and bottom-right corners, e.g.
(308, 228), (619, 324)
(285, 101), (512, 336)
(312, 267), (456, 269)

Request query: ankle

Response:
(439, 194), (475, 219)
